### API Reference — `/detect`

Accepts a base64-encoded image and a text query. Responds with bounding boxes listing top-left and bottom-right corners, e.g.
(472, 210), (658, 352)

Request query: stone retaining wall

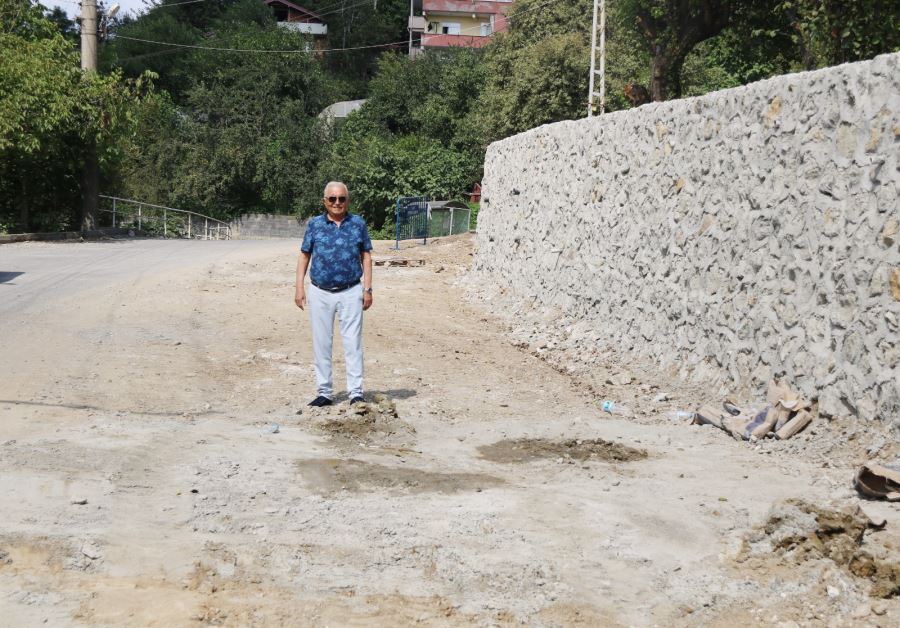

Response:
(473, 53), (900, 424)
(232, 214), (307, 239)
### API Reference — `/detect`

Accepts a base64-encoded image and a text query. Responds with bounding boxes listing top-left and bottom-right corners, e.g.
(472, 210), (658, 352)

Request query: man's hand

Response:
(362, 290), (373, 311)
(295, 288), (307, 310)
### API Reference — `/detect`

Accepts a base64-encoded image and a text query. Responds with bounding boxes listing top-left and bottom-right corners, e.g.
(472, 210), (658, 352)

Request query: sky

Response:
(57, 0), (158, 21)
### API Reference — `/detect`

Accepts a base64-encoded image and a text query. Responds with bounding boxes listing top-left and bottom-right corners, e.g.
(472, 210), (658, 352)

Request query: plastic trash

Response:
(268, 423), (280, 434)
(599, 400), (632, 416)
(665, 410), (696, 422)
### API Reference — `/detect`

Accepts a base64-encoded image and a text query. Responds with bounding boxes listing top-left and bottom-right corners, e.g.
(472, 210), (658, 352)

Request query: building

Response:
(417, 0), (513, 50)
(265, 0), (327, 49)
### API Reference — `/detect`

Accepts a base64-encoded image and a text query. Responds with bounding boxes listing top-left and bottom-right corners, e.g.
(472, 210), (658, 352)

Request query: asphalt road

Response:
(0, 239), (292, 321)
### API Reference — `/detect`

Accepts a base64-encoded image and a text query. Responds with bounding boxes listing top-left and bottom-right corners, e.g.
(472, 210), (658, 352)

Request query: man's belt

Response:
(312, 280), (360, 293)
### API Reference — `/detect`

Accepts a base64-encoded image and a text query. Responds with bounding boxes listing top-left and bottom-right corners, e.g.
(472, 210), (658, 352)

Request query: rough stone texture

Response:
(232, 213), (307, 239)
(473, 53), (900, 425)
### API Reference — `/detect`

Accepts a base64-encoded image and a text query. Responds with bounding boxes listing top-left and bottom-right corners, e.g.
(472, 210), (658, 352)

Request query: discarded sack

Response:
(694, 380), (812, 441)
(854, 463), (900, 501)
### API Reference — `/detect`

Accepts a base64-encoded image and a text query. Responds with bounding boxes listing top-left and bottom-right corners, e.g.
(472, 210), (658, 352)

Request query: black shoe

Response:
(308, 396), (333, 407)
(349, 396), (365, 405)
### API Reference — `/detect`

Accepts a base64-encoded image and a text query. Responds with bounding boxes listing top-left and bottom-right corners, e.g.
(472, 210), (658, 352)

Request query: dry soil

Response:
(0, 234), (897, 627)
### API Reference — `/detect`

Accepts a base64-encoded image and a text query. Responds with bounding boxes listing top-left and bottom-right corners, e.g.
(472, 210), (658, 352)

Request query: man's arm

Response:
(361, 250), (373, 311)
(295, 251), (311, 309)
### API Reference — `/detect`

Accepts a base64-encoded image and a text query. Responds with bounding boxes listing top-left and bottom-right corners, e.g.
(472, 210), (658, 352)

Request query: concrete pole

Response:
(80, 0), (97, 71)
(80, 0), (99, 231)
(408, 0), (414, 57)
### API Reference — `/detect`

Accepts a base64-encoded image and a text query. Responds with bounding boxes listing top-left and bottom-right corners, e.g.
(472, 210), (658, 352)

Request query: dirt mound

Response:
(477, 438), (647, 464)
(743, 499), (899, 599)
(315, 394), (416, 447)
(295, 458), (503, 495)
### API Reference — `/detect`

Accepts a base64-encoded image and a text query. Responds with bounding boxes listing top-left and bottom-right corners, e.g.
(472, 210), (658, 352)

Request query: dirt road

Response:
(0, 236), (897, 626)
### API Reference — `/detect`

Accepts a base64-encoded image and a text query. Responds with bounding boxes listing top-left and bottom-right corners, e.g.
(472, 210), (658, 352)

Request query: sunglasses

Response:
(326, 196), (347, 204)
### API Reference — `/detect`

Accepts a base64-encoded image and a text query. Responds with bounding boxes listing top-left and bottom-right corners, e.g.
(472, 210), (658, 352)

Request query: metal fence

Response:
(428, 207), (471, 238)
(98, 195), (231, 240)
(395, 196), (429, 248)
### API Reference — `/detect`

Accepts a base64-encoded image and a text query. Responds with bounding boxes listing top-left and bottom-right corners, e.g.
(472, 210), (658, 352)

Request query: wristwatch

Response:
(364, 287), (373, 294)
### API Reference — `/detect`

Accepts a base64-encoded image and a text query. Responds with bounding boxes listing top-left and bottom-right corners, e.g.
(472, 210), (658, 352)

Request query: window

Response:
(441, 22), (461, 35)
(480, 22), (491, 36)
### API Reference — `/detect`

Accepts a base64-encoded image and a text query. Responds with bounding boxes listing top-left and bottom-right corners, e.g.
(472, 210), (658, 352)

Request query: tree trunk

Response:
(649, 44), (673, 101)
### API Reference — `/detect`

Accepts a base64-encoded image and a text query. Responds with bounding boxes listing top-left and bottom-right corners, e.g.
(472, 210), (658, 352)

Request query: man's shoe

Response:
(349, 396), (365, 405)
(308, 396), (333, 407)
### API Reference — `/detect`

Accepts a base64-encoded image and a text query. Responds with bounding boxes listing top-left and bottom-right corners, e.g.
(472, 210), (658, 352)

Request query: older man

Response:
(295, 182), (373, 406)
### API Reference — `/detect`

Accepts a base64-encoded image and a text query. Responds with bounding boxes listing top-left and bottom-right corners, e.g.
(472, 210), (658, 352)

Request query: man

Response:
(295, 182), (373, 407)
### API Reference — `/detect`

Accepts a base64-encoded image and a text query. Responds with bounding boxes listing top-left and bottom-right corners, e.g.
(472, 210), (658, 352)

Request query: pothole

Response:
(295, 458), (503, 495)
(477, 438), (647, 464)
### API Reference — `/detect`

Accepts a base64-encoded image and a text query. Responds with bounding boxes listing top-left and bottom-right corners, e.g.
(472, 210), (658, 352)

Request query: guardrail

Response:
(98, 195), (232, 240)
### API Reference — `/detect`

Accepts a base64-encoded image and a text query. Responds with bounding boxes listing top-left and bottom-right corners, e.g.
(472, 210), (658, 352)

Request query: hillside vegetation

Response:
(2, 0), (898, 232)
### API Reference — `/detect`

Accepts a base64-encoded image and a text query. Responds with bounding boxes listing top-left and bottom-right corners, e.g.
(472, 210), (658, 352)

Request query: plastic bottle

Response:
(599, 400), (632, 416)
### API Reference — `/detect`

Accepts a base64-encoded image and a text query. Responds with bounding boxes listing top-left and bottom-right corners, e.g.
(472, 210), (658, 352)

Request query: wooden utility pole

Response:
(80, 0), (98, 231)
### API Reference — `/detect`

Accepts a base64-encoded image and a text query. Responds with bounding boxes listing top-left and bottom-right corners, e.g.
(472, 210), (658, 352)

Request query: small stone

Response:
(850, 603), (870, 619)
(70, 498), (88, 505)
(654, 392), (670, 402)
(871, 602), (887, 616)
(826, 586), (840, 599)
(81, 542), (102, 560)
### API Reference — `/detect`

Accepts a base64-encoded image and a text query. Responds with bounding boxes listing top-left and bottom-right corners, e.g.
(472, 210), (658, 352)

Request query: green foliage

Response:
(467, 0), (593, 145)
(0, 0), (142, 232)
(116, 22), (335, 219)
(776, 0), (900, 68)
(317, 125), (477, 229)
(312, 51), (484, 229)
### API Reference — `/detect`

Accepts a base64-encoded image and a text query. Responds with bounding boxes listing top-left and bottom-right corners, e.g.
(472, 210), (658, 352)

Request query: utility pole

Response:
(408, 0), (414, 57)
(80, 0), (99, 231)
(587, 0), (606, 117)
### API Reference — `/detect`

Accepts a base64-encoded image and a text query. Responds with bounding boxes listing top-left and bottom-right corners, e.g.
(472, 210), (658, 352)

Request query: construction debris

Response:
(373, 258), (426, 267)
(855, 463), (900, 501)
(694, 380), (813, 441)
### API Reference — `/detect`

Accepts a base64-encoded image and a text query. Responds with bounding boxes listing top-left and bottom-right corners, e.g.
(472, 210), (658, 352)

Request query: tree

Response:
(618, 0), (736, 101)
(777, 0), (900, 68)
(116, 20), (336, 219)
(0, 0), (140, 232)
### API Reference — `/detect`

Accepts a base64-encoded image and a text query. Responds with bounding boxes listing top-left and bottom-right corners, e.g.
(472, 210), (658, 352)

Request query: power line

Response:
(111, 0), (565, 56)
(114, 33), (408, 53)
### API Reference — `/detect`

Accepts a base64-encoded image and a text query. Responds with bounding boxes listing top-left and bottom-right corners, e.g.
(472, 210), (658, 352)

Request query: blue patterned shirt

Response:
(301, 213), (373, 289)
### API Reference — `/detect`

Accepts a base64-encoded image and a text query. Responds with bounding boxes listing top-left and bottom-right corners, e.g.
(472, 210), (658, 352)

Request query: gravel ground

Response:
(0, 234), (896, 626)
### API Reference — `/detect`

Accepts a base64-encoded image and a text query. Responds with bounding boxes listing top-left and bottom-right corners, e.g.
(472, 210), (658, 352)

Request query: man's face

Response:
(323, 186), (349, 218)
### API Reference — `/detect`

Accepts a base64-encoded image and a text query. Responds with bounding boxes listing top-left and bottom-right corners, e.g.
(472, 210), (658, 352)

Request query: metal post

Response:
(164, 208), (167, 237)
(138, 203), (142, 231)
(187, 215), (191, 239)
(204, 217), (208, 240)
(112, 197), (116, 228)
(394, 199), (401, 250)
(588, 0), (599, 117)
(449, 207), (454, 236)
(599, 0), (606, 114)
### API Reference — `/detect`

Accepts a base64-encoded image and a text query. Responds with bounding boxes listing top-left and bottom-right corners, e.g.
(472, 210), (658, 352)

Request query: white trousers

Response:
(308, 283), (364, 399)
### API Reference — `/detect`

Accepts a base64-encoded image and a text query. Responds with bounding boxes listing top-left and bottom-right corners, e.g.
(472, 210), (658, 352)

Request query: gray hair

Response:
(323, 181), (349, 198)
